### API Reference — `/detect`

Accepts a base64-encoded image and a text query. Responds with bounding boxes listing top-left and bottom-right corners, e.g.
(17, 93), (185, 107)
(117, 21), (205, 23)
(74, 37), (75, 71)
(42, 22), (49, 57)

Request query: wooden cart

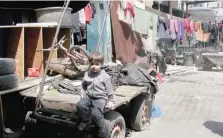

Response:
(20, 75), (156, 138)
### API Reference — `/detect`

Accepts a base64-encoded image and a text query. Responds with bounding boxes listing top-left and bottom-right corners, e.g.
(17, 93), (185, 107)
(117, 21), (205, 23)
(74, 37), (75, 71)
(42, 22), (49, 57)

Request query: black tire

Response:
(25, 111), (36, 126)
(130, 94), (152, 131)
(0, 58), (16, 75)
(0, 74), (18, 91)
(104, 111), (126, 138)
(69, 46), (90, 72)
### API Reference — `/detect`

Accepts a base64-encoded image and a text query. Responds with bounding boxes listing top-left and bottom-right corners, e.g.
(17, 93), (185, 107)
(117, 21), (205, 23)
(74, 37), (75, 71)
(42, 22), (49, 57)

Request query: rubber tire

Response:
(69, 46), (90, 72)
(25, 111), (36, 126)
(130, 94), (151, 131)
(104, 111), (126, 138)
(0, 74), (18, 91)
(0, 58), (16, 75)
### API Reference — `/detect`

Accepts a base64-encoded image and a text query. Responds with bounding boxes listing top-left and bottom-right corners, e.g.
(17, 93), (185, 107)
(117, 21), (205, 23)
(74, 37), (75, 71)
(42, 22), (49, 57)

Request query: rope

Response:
(34, 0), (71, 112)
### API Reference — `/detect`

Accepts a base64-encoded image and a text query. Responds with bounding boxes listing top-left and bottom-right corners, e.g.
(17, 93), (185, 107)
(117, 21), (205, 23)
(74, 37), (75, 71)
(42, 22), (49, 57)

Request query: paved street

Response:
(131, 69), (223, 138)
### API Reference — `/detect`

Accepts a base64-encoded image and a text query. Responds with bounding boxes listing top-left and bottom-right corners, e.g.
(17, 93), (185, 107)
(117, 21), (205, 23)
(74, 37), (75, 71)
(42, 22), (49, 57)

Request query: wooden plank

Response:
(0, 96), (5, 138)
(42, 28), (57, 69)
(7, 27), (24, 81)
(25, 27), (44, 76)
(113, 95), (128, 108)
(57, 28), (71, 58)
(0, 75), (61, 96)
(115, 86), (147, 97)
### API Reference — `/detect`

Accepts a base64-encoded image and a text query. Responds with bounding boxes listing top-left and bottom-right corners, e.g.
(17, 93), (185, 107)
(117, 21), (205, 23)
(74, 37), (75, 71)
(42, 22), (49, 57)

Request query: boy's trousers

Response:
(76, 96), (107, 128)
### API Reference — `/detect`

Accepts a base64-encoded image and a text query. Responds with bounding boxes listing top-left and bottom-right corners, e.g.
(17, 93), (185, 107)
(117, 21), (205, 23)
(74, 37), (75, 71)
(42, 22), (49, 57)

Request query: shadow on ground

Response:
(203, 121), (223, 137)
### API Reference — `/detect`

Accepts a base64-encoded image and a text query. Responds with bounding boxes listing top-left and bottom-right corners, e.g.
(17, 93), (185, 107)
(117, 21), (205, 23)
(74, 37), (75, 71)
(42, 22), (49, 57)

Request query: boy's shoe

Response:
(77, 121), (91, 131)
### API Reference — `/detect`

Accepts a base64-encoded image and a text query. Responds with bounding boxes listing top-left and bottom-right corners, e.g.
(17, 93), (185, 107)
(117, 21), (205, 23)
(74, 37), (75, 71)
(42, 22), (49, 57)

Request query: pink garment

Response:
(170, 18), (178, 32)
(84, 4), (92, 24)
(157, 73), (163, 83)
(124, 2), (135, 17)
(184, 18), (191, 33)
(190, 21), (195, 32)
(175, 19), (179, 32)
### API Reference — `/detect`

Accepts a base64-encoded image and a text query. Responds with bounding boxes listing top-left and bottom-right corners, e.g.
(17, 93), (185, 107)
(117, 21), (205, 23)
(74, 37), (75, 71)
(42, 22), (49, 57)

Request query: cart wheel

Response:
(24, 111), (37, 133)
(25, 111), (36, 125)
(69, 46), (90, 72)
(130, 94), (153, 131)
(104, 111), (126, 138)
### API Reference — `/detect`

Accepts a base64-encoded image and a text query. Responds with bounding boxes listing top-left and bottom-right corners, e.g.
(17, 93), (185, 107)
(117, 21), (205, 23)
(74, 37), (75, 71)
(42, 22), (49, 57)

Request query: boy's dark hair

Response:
(89, 52), (104, 64)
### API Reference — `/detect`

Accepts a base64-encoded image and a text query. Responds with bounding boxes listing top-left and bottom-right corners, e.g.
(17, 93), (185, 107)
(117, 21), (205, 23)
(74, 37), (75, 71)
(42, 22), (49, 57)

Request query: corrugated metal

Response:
(110, 1), (143, 64)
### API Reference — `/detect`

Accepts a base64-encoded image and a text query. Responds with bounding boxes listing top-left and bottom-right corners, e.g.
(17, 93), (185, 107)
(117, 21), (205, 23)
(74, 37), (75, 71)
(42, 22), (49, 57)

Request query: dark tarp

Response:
(119, 63), (158, 94)
(110, 1), (143, 64)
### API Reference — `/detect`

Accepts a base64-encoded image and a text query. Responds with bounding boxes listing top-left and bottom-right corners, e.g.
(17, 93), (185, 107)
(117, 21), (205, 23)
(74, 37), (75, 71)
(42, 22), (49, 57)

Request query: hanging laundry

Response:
(180, 20), (185, 41)
(157, 20), (169, 39)
(184, 18), (191, 34)
(177, 20), (181, 40)
(170, 18), (178, 40)
(71, 12), (83, 44)
(124, 2), (135, 17)
(78, 9), (86, 26)
(133, 0), (145, 10)
(201, 22), (210, 33)
(190, 21), (195, 32)
(210, 23), (218, 45)
(170, 18), (178, 33)
(131, 6), (150, 34)
(85, 4), (93, 24)
(152, 13), (158, 41)
(117, 1), (134, 25)
(90, 3), (96, 18)
(195, 21), (210, 42)
(141, 29), (156, 53)
(189, 31), (198, 46)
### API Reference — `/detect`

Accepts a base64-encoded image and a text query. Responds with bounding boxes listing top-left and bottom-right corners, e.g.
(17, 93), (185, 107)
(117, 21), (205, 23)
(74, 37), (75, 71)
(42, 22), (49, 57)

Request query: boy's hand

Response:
(105, 101), (115, 110)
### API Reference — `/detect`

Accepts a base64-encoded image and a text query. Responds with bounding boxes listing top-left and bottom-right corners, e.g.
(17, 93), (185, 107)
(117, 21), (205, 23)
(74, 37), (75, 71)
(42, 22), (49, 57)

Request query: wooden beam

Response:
(25, 27), (44, 76)
(7, 27), (25, 81)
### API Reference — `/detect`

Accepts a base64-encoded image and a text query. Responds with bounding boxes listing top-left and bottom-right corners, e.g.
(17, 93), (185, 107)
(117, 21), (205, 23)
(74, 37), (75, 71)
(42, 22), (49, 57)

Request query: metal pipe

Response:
(34, 0), (71, 112)
(96, 1), (111, 52)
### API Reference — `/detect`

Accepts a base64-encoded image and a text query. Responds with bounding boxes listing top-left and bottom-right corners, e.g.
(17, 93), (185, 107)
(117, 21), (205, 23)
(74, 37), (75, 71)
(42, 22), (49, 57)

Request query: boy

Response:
(76, 52), (115, 137)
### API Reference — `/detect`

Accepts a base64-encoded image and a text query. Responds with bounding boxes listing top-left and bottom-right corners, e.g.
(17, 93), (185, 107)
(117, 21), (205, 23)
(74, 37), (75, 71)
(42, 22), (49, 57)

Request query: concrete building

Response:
(188, 0), (223, 21)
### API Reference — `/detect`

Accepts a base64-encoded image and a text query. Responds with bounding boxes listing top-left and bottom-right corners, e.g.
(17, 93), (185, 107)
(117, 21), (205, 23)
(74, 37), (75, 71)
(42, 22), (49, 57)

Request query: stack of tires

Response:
(0, 58), (18, 91)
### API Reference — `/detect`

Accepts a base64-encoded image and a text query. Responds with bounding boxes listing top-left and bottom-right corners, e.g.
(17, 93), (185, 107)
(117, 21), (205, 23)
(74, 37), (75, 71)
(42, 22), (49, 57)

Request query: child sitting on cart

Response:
(76, 52), (115, 137)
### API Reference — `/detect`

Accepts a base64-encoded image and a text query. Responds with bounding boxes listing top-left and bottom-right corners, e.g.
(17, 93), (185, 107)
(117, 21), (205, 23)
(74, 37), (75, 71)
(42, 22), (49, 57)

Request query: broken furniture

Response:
(0, 25), (71, 81)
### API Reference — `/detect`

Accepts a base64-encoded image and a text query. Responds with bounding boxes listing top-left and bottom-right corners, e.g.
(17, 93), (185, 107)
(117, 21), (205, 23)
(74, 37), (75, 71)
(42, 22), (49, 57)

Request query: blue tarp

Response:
(152, 104), (163, 118)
